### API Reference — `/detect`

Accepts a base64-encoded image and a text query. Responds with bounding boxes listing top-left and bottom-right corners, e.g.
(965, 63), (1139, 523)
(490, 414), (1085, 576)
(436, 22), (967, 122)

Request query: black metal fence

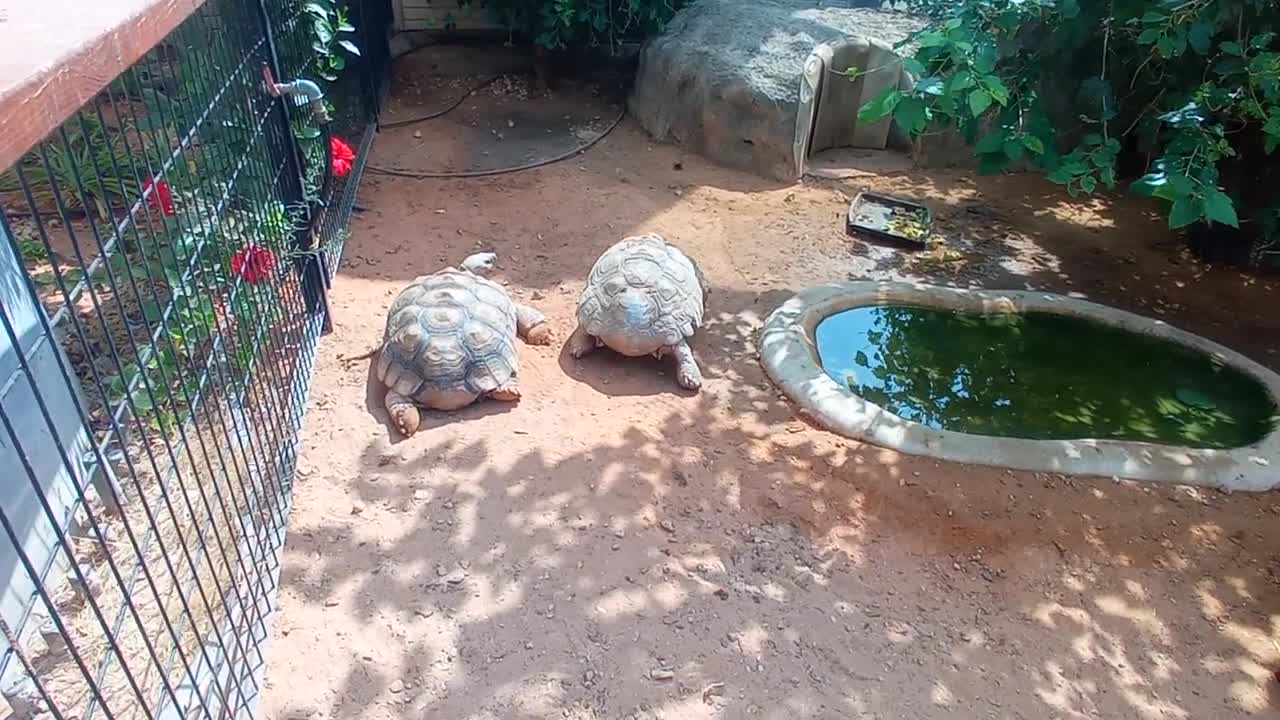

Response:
(0, 0), (388, 718)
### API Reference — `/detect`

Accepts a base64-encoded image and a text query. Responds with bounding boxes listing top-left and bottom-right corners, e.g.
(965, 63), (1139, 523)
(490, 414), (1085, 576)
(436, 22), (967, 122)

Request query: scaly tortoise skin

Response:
(376, 253), (550, 436)
(568, 233), (708, 391)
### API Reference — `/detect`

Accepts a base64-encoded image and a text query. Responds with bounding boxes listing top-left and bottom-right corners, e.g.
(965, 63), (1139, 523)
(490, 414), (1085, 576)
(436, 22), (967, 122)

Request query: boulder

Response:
(629, 0), (925, 180)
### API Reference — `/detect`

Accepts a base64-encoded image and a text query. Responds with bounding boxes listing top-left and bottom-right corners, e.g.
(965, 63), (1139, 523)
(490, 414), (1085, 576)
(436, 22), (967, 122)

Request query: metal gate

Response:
(0, 0), (389, 717)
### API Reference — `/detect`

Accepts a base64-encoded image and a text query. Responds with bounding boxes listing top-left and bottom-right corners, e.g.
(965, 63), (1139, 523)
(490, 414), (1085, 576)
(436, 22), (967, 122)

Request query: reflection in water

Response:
(815, 305), (1277, 448)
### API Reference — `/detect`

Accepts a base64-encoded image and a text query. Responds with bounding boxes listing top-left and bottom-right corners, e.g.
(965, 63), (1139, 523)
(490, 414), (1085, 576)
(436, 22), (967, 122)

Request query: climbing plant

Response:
(859, 0), (1280, 268)
(305, 0), (362, 81)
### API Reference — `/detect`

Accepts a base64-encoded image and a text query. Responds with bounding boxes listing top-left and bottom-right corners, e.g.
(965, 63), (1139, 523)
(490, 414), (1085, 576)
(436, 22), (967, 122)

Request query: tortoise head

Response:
(462, 252), (498, 275)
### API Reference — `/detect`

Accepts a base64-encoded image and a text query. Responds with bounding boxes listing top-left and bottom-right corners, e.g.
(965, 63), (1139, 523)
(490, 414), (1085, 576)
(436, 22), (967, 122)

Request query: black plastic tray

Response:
(846, 192), (932, 248)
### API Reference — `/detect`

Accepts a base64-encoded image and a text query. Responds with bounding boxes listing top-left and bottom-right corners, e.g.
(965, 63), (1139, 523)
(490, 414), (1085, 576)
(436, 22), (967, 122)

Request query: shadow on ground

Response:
(263, 59), (1280, 720)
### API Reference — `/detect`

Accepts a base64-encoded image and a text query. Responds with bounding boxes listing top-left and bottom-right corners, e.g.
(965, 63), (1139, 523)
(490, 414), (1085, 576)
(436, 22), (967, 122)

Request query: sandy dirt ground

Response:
(260, 70), (1280, 720)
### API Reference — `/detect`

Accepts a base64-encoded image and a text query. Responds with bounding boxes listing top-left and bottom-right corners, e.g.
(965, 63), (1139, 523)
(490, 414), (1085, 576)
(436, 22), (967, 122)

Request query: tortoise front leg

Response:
(385, 389), (421, 438)
(670, 340), (703, 392)
(566, 323), (595, 358)
(515, 303), (552, 345)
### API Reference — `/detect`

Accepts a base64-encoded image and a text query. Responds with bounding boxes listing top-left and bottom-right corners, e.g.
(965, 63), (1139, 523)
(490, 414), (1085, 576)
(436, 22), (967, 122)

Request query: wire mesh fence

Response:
(0, 0), (387, 718)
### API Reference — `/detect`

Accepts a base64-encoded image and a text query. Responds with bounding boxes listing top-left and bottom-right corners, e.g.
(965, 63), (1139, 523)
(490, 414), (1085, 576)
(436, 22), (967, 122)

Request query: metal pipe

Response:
(270, 79), (330, 124)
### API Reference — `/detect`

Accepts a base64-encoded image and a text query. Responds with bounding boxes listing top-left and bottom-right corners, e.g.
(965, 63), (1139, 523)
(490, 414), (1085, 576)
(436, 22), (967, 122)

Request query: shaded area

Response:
(370, 74), (626, 176)
(817, 305), (1278, 448)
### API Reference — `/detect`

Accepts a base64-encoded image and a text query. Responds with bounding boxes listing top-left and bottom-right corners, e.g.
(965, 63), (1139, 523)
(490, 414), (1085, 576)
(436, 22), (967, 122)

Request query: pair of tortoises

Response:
(370, 234), (706, 437)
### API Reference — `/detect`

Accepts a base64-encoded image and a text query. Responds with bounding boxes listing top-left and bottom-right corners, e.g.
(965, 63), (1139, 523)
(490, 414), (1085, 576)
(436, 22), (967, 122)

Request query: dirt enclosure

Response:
(261, 69), (1280, 719)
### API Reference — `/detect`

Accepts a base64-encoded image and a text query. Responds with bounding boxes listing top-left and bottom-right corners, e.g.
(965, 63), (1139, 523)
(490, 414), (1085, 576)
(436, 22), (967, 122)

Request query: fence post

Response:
(252, 0), (334, 331)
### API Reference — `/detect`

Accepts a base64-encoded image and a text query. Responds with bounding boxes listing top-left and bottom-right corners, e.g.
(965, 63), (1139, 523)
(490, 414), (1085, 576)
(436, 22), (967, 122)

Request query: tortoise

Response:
(372, 252), (550, 437)
(567, 233), (708, 391)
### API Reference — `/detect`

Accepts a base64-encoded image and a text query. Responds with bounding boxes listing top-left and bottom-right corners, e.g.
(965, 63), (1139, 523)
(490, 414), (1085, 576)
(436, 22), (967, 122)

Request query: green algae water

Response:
(815, 305), (1277, 449)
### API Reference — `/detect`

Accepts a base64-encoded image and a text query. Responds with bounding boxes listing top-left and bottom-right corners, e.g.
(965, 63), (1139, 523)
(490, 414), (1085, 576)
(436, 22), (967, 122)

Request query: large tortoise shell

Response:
(376, 269), (518, 401)
(577, 233), (706, 347)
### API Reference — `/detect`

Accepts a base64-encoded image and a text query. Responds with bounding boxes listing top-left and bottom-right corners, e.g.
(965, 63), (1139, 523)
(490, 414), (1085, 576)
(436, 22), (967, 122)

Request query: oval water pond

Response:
(815, 305), (1277, 449)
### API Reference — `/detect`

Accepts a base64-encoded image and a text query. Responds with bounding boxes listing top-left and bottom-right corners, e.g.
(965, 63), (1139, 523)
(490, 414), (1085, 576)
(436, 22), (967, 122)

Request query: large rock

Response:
(630, 0), (925, 180)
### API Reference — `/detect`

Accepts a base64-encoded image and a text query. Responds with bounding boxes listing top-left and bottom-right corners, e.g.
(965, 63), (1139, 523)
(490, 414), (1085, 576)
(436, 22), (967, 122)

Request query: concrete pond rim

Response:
(758, 281), (1280, 492)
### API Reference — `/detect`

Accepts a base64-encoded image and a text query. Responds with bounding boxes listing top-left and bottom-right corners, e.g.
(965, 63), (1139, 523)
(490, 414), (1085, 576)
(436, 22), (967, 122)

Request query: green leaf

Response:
(983, 76), (1010, 105)
(902, 57), (926, 77)
(1079, 175), (1097, 193)
(969, 88), (993, 116)
(1063, 160), (1090, 175)
(1220, 41), (1244, 56)
(1188, 21), (1213, 55)
(1046, 166), (1073, 184)
(893, 96), (929, 134)
(304, 2), (329, 18)
(313, 18), (334, 43)
(1203, 189), (1239, 227)
(1168, 195), (1204, 229)
(915, 76), (945, 96)
(945, 71), (975, 95)
(855, 350), (869, 366)
(1059, 0), (1080, 19)
(974, 43), (998, 74)
(917, 31), (947, 48)
(975, 130), (1007, 154)
(1003, 138), (1025, 161)
(1168, 173), (1196, 195)
(1022, 135), (1046, 154)
(338, 39), (361, 56)
(1138, 28), (1161, 45)
(858, 88), (902, 123)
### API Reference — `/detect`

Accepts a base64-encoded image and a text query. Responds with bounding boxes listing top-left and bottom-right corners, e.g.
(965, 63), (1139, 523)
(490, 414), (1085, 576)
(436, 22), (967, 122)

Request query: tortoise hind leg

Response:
(385, 390), (421, 438)
(491, 381), (522, 402)
(567, 323), (596, 359)
(515, 303), (552, 345)
(671, 340), (703, 391)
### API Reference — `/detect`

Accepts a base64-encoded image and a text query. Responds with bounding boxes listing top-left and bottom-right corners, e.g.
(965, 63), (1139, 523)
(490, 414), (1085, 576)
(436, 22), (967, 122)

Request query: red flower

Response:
(330, 136), (355, 178)
(142, 176), (174, 216)
(230, 244), (277, 284)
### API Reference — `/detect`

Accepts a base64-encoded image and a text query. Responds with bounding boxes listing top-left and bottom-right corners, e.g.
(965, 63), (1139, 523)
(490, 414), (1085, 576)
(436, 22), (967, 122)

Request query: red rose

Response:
(330, 136), (355, 178)
(142, 176), (174, 216)
(230, 244), (277, 284)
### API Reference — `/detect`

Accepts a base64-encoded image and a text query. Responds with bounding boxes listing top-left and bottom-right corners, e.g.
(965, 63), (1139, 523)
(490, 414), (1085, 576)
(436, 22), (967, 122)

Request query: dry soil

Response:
(261, 73), (1280, 720)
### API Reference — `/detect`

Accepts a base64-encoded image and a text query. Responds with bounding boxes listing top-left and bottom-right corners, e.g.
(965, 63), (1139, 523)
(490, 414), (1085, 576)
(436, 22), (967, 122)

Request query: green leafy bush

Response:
(466, 0), (683, 51)
(860, 0), (1280, 267)
(305, 0), (362, 81)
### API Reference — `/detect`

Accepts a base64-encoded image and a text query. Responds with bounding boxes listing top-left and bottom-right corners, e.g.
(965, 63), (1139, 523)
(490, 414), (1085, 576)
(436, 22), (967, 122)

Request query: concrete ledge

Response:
(0, 0), (204, 172)
(759, 281), (1280, 491)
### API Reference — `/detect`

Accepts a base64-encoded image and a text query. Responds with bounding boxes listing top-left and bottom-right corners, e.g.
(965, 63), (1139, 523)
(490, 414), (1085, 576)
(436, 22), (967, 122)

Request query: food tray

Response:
(846, 192), (932, 248)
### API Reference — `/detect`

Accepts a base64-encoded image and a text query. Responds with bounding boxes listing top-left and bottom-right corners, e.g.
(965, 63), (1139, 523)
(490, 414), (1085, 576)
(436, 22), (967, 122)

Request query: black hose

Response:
(377, 76), (501, 129)
(365, 105), (626, 179)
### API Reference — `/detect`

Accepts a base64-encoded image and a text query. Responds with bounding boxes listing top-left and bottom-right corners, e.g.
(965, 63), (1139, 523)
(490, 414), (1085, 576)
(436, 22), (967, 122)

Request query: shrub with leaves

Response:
(305, 0), (361, 82)
(465, 0), (682, 51)
(860, 0), (1280, 267)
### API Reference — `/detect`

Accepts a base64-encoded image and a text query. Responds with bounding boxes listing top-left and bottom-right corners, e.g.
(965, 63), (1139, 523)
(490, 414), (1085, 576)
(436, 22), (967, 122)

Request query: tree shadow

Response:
(272, 275), (1280, 720)
(268, 44), (1280, 720)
